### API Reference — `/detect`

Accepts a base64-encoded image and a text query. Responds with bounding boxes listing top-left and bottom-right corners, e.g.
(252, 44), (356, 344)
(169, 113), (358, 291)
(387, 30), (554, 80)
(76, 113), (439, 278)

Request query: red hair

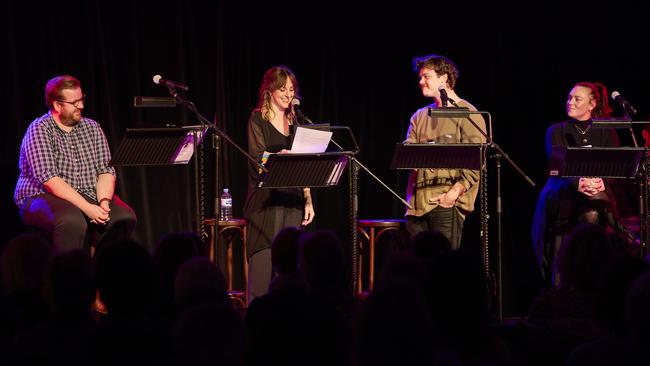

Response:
(574, 82), (612, 118)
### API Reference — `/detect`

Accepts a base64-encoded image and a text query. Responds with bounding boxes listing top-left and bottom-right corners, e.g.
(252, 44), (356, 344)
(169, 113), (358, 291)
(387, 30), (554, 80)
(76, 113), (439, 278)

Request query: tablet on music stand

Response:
(109, 126), (205, 166)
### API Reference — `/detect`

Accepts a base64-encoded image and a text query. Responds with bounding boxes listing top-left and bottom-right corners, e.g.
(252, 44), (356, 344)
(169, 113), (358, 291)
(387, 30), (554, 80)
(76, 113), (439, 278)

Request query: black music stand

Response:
(390, 143), (484, 170)
(110, 127), (204, 166)
(548, 145), (648, 251)
(257, 152), (349, 189)
(295, 124), (410, 299)
(548, 146), (644, 179)
(391, 141), (498, 311)
(591, 118), (642, 129)
(110, 126), (205, 233)
(592, 119), (650, 147)
(406, 109), (532, 322)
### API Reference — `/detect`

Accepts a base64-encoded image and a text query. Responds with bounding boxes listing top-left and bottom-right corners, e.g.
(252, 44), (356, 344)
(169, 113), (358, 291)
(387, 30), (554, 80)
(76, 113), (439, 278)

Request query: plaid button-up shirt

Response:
(14, 112), (115, 206)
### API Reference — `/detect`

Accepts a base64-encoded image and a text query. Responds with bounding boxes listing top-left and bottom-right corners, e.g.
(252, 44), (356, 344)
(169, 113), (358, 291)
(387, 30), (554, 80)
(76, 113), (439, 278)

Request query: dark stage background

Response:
(2, 1), (648, 316)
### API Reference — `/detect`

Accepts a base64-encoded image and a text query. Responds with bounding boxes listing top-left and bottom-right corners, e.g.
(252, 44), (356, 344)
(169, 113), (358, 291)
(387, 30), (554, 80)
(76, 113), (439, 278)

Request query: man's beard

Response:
(60, 110), (81, 127)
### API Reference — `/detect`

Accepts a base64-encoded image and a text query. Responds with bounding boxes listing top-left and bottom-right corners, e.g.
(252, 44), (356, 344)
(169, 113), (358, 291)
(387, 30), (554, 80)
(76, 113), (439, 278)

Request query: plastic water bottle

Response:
(220, 188), (233, 221)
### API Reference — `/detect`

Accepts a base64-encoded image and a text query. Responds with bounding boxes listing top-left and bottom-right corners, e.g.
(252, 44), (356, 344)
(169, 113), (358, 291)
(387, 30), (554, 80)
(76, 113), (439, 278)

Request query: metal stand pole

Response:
(349, 159), (359, 296)
(495, 153), (503, 322)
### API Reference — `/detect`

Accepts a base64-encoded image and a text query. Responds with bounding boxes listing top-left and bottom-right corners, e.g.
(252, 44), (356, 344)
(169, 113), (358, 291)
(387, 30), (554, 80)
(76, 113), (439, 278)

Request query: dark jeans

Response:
(20, 193), (137, 253)
(406, 206), (464, 249)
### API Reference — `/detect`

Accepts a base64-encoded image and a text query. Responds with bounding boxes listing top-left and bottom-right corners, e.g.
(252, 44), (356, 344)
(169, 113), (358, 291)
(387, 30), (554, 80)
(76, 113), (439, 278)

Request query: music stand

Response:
(110, 126), (206, 234)
(290, 123), (331, 133)
(592, 119), (650, 147)
(110, 126), (205, 166)
(391, 141), (503, 314)
(548, 146), (644, 178)
(548, 145), (648, 251)
(390, 143), (484, 170)
(257, 152), (349, 189)
(592, 118), (635, 129)
(428, 106), (471, 118)
(133, 96), (177, 108)
(297, 124), (407, 299)
(400, 108), (533, 321)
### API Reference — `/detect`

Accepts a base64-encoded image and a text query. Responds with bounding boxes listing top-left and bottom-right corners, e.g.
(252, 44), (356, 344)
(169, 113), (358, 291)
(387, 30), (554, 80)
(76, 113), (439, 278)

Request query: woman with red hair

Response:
(532, 82), (620, 287)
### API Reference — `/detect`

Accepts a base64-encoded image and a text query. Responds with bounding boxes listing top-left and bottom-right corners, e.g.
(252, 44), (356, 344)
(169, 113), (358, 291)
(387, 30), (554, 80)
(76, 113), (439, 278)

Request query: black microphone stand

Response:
(163, 85), (266, 238)
(297, 116), (411, 296)
(429, 104), (535, 322)
(591, 119), (650, 256)
(620, 109), (645, 257)
(621, 106), (647, 257)
(623, 108), (640, 148)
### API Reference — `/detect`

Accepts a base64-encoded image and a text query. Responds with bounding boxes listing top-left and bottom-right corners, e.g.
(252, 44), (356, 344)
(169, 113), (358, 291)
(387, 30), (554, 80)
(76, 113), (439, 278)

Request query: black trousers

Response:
(406, 206), (464, 249)
(247, 248), (272, 305)
(19, 193), (137, 253)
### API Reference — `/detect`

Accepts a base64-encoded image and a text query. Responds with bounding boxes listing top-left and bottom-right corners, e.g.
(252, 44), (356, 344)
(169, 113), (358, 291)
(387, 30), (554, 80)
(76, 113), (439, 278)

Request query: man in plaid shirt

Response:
(14, 75), (136, 253)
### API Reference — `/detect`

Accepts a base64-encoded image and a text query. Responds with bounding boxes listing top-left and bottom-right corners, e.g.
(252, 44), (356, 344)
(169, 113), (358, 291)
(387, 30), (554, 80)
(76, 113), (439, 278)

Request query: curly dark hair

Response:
(412, 54), (459, 89)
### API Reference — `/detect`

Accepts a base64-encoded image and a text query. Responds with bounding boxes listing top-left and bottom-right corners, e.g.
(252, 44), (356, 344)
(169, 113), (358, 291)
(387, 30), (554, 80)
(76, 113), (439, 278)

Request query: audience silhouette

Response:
(1, 220), (648, 366)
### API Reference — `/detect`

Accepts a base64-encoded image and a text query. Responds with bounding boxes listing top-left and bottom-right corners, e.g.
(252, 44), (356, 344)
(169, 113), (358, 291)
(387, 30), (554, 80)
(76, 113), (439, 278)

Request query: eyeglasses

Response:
(57, 95), (86, 108)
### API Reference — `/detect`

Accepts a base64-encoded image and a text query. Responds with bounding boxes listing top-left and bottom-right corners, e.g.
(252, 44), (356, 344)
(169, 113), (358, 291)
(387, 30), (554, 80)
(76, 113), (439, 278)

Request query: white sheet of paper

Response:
(290, 126), (332, 153)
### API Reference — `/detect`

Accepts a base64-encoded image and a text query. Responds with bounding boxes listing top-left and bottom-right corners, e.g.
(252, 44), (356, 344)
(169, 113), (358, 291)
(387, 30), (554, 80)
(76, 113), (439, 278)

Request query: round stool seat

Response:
(357, 219), (403, 228)
(203, 218), (248, 227)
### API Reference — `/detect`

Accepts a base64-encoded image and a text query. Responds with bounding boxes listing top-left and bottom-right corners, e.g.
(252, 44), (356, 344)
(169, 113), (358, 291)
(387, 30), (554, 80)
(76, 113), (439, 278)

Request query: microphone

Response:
(291, 98), (313, 124)
(438, 85), (449, 107)
(611, 91), (638, 116)
(437, 85), (459, 107)
(153, 75), (189, 92)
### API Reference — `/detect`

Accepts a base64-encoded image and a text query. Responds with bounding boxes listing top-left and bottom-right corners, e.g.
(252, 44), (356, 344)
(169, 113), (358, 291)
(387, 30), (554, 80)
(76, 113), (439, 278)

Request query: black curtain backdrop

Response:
(2, 0), (648, 316)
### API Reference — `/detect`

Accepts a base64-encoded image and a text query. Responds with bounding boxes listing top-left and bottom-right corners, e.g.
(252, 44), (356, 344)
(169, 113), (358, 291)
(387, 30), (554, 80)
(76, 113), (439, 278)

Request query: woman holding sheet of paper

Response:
(244, 65), (315, 303)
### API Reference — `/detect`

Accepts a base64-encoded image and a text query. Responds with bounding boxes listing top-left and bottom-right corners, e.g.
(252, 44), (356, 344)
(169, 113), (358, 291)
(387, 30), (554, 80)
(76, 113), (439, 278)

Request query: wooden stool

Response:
(203, 218), (249, 307)
(356, 219), (404, 294)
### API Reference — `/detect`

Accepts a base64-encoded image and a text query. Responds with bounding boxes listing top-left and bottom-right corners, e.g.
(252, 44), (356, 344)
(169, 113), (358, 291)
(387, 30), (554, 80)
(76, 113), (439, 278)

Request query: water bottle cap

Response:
(223, 188), (229, 193)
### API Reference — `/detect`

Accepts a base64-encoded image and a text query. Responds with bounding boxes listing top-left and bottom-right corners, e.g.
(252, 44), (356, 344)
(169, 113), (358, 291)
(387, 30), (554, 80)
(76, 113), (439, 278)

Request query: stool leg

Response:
(209, 222), (216, 264)
(369, 227), (376, 292)
(227, 234), (234, 292)
(358, 248), (363, 294)
(243, 227), (249, 302)
(356, 226), (369, 295)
